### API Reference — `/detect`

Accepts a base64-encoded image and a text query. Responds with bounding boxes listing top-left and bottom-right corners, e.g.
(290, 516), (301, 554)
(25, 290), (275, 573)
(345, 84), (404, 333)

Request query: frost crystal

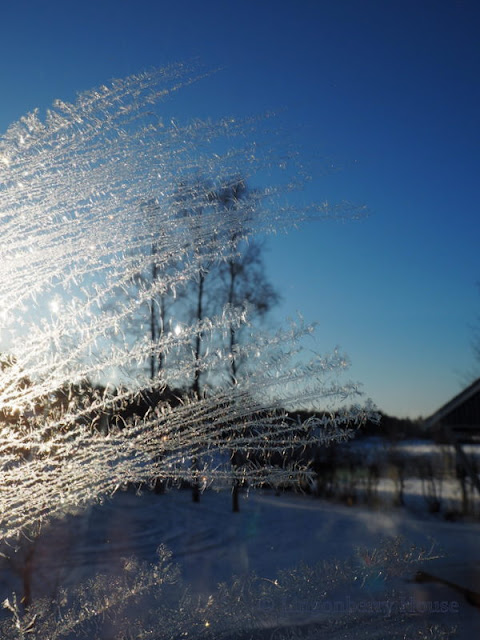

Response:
(0, 65), (374, 544)
(0, 538), (454, 639)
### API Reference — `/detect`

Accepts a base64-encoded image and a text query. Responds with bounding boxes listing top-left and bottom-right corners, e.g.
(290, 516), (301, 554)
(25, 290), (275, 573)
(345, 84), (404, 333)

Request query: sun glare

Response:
(49, 298), (61, 315)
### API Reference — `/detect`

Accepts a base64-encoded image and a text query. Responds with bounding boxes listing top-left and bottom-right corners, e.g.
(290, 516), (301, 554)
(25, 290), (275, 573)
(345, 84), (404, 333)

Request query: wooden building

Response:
(425, 378), (480, 444)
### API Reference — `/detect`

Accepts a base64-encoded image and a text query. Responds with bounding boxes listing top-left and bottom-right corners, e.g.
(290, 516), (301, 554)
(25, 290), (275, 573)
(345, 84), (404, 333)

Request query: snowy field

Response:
(1, 488), (479, 639)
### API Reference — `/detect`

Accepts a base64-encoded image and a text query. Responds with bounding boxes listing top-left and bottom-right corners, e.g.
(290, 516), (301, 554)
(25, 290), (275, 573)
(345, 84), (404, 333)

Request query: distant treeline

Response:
(292, 408), (426, 442)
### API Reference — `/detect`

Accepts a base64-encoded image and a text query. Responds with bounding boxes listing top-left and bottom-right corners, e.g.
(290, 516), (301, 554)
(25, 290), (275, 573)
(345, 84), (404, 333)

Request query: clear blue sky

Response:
(1, 0), (479, 418)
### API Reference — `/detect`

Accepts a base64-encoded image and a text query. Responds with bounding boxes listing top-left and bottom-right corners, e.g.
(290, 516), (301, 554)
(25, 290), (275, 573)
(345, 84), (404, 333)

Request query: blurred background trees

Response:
(122, 176), (279, 396)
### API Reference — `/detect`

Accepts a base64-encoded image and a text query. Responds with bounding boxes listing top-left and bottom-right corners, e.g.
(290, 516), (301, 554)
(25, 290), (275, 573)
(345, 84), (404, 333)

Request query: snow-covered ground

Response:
(1, 488), (479, 638)
(326, 438), (480, 516)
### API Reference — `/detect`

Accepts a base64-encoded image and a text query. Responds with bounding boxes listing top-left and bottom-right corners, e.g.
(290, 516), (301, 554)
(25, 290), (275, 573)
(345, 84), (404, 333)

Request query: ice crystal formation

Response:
(0, 538), (454, 639)
(0, 64), (458, 640)
(0, 64), (374, 544)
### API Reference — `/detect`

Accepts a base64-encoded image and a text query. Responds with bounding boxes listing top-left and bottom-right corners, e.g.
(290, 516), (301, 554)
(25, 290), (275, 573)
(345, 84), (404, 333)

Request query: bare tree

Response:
(209, 179), (280, 511)
(213, 179), (280, 385)
(169, 178), (280, 507)
(139, 198), (183, 381)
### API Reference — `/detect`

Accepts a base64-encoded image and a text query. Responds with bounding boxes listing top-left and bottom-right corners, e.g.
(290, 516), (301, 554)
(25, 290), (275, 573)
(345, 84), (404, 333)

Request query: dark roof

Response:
(425, 377), (480, 429)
